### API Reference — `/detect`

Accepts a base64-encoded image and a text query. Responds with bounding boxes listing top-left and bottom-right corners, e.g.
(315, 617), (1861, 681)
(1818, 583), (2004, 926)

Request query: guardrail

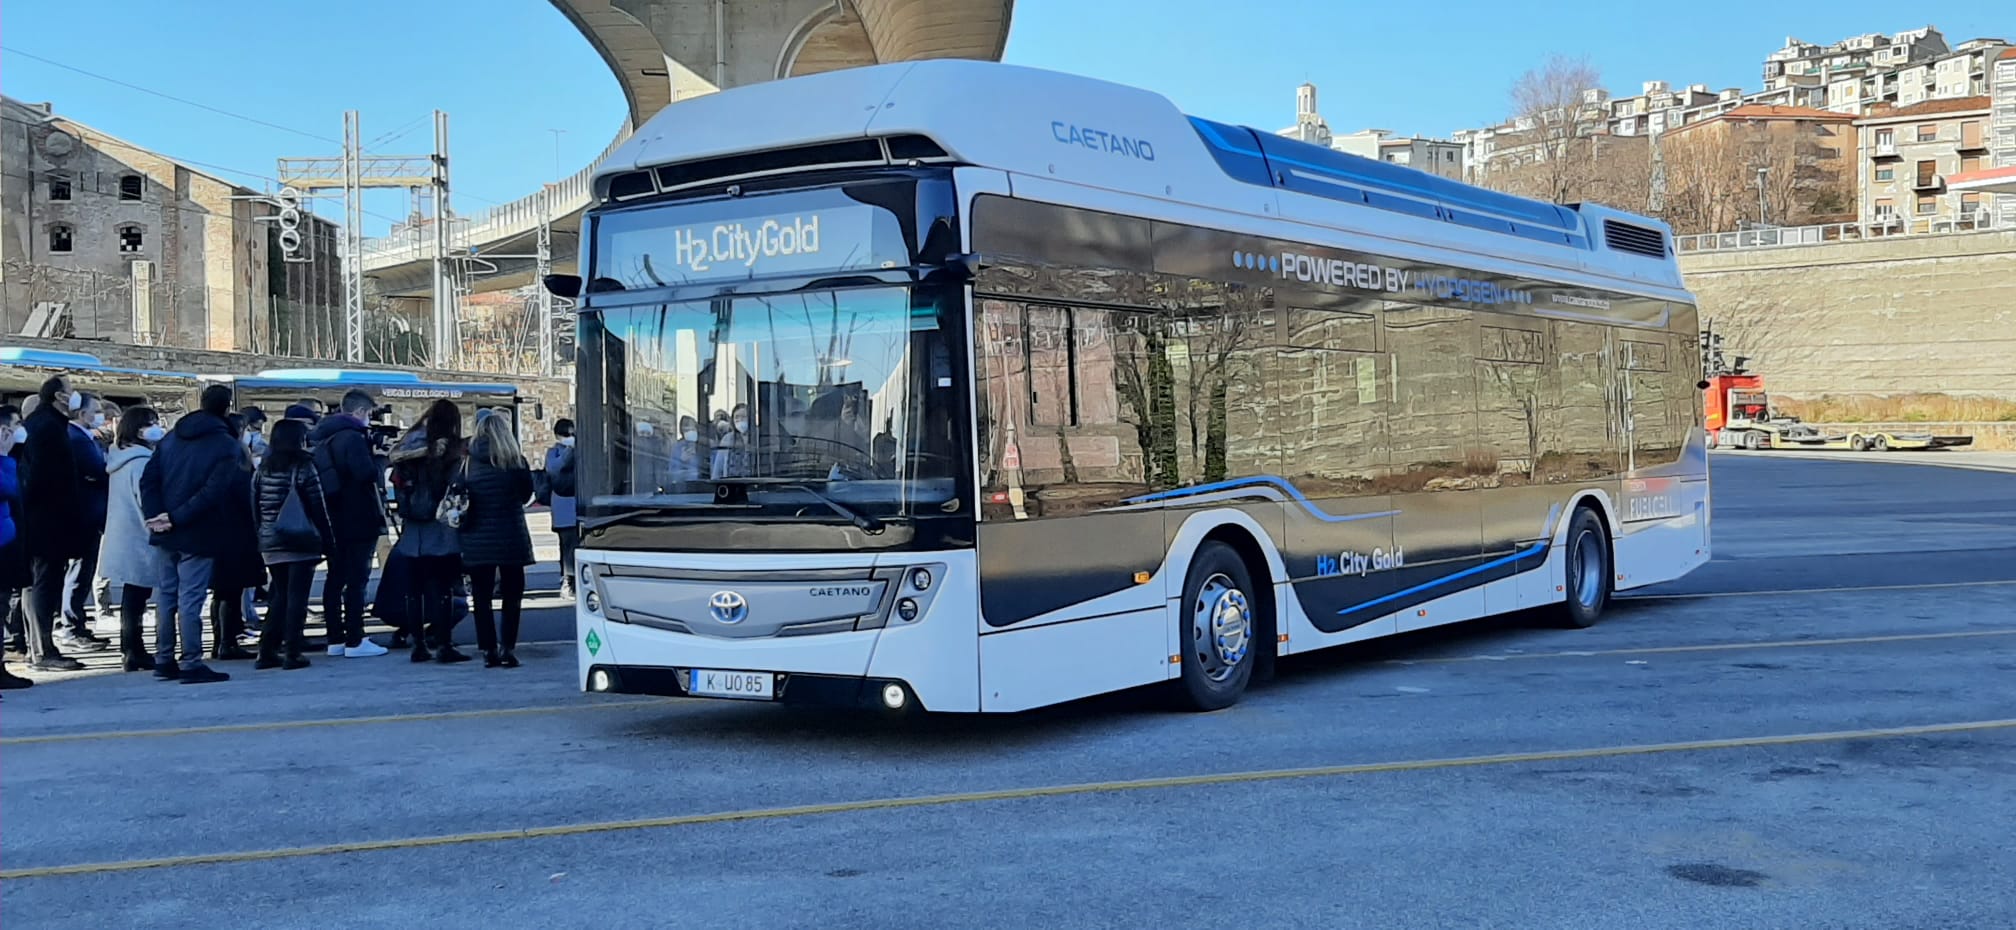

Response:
(1675, 214), (2003, 253)
(360, 123), (632, 268)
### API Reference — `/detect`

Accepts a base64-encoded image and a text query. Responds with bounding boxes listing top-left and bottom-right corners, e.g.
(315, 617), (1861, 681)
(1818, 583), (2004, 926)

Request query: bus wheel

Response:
(1176, 541), (1258, 711)
(1548, 508), (1612, 629)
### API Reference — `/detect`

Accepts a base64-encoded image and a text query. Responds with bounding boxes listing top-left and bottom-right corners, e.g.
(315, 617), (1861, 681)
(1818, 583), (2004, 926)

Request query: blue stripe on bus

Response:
(1335, 541), (1550, 617)
(1124, 476), (1400, 525)
(1186, 116), (1593, 251)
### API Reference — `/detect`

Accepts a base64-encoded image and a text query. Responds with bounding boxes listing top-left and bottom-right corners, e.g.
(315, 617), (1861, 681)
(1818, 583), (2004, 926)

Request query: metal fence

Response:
(1675, 213), (2005, 253)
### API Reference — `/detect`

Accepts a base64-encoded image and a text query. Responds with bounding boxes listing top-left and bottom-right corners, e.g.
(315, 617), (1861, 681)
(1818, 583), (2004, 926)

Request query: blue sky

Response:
(2, 1), (2007, 236)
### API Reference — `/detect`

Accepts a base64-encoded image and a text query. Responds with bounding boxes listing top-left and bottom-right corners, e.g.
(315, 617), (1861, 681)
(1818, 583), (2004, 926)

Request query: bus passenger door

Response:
(1271, 318), (1393, 639)
(1383, 303), (1485, 633)
(1475, 317), (1559, 615)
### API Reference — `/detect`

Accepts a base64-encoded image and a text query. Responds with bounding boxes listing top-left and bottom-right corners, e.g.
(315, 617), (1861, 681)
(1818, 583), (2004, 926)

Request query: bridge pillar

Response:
(553, 0), (1013, 126)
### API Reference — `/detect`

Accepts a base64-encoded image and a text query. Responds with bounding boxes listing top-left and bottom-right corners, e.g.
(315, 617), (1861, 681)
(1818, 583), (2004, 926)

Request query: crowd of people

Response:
(0, 374), (570, 692)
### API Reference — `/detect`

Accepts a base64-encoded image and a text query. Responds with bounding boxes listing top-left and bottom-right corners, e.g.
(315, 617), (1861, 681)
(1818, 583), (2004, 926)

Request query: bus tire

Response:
(1174, 541), (1258, 711)
(1547, 507), (1612, 629)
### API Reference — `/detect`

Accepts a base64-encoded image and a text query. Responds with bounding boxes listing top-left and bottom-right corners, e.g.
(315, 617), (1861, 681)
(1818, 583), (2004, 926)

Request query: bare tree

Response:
(1657, 120), (1854, 235)
(1505, 55), (1607, 202)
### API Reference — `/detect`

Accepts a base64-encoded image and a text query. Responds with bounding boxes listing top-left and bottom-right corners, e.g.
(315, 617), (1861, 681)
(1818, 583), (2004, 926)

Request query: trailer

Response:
(1702, 373), (1974, 452)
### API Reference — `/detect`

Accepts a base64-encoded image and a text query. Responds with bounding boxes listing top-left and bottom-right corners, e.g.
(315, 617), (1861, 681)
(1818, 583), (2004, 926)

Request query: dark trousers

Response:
(210, 588), (247, 658)
(61, 541), (101, 633)
(118, 584), (152, 659)
(406, 555), (459, 649)
(555, 528), (578, 587)
(322, 539), (375, 648)
(4, 589), (21, 648)
(261, 561), (318, 660)
(24, 556), (67, 662)
(468, 564), (526, 654)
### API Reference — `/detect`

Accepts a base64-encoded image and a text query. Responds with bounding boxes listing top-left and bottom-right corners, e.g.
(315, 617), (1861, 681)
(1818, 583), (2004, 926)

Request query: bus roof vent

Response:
(608, 170), (656, 201)
(1603, 220), (1668, 258)
(644, 135), (955, 196)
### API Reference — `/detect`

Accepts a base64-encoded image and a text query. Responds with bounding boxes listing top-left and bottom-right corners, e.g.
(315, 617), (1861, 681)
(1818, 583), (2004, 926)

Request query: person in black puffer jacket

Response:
(252, 419), (332, 670)
(389, 399), (468, 664)
(460, 412), (536, 668)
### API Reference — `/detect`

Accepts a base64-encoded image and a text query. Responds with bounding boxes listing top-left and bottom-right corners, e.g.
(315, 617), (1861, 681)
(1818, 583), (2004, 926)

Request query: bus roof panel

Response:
(0, 347), (108, 368)
(254, 369), (425, 383)
(608, 60), (1688, 297)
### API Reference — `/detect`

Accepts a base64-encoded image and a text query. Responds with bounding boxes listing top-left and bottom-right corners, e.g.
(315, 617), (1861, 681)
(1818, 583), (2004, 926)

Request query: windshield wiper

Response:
(580, 502), (750, 533)
(714, 479), (886, 534)
(785, 483), (885, 534)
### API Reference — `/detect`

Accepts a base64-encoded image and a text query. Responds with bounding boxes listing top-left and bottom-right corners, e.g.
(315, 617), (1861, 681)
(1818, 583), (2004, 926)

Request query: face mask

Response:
(142, 425), (167, 443)
(67, 391), (82, 412)
(636, 422), (655, 436)
(683, 429), (699, 443)
(9, 426), (24, 444)
(733, 418), (749, 433)
(558, 436), (575, 447)
(91, 413), (106, 429)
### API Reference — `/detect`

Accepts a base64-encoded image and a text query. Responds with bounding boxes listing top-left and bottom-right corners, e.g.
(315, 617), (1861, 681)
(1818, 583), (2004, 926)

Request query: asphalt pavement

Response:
(4, 453), (2015, 930)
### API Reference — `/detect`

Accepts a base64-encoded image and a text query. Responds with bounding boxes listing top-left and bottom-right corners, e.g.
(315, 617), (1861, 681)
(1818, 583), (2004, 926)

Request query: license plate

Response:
(688, 669), (776, 701)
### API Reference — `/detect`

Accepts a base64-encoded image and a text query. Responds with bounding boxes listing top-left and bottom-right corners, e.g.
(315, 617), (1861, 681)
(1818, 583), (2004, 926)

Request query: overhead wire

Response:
(2, 47), (340, 145)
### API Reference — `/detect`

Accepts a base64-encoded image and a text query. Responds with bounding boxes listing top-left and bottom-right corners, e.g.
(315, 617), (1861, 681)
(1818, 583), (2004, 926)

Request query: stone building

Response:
(0, 96), (340, 352)
(1855, 96), (1995, 232)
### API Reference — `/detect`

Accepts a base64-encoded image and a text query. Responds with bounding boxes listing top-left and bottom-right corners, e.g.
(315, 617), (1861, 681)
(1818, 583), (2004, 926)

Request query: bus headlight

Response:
(589, 669), (613, 692)
(580, 565), (600, 613)
(896, 598), (920, 622)
(908, 567), (933, 591)
(881, 683), (908, 710)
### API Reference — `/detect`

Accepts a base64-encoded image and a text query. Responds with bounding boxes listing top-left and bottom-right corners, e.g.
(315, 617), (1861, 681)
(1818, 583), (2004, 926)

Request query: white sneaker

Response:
(326, 645), (345, 657)
(345, 639), (389, 658)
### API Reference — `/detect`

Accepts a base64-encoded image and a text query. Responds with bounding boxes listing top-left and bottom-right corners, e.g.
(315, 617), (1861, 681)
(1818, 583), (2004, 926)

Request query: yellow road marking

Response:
(7, 716), (2015, 880)
(0, 699), (669, 746)
(1390, 627), (2016, 665)
(1621, 579), (2016, 600)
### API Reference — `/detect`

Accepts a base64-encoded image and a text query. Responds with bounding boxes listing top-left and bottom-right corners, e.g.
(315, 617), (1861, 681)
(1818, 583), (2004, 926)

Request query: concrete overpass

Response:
(362, 0), (1014, 298)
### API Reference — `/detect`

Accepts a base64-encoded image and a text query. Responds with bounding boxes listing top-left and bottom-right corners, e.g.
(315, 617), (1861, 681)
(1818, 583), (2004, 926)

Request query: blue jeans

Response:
(155, 554), (215, 670)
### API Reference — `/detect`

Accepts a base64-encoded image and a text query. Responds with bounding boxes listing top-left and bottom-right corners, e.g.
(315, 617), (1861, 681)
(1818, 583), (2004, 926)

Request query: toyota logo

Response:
(708, 590), (749, 625)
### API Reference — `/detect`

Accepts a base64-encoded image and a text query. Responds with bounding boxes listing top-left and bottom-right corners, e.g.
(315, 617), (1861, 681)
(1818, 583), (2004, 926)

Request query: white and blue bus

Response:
(552, 61), (1709, 713)
(205, 369), (532, 438)
(0, 347), (200, 415)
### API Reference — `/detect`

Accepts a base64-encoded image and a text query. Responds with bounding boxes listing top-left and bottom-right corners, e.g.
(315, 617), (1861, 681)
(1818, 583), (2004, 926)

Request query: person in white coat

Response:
(97, 406), (171, 672)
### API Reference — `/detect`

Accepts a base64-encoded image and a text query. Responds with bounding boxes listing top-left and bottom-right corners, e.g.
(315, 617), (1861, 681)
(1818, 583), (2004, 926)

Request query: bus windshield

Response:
(582, 284), (964, 526)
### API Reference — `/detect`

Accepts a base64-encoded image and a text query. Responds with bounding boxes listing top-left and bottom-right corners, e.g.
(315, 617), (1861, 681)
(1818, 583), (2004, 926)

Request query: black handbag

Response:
(273, 466), (321, 551)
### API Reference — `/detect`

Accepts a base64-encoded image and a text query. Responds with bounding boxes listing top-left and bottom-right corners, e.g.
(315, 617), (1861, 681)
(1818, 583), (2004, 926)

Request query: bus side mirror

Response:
(927, 253), (983, 283)
(543, 274), (582, 299)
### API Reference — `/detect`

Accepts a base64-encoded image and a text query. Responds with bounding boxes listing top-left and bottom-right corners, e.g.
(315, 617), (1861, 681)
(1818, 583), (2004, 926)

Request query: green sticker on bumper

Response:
(585, 630), (602, 656)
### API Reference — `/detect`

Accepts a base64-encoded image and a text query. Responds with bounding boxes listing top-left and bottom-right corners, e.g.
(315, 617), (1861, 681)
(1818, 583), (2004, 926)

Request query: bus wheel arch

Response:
(1173, 537), (1262, 711)
(1198, 525), (1279, 685)
(1547, 498), (1614, 629)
